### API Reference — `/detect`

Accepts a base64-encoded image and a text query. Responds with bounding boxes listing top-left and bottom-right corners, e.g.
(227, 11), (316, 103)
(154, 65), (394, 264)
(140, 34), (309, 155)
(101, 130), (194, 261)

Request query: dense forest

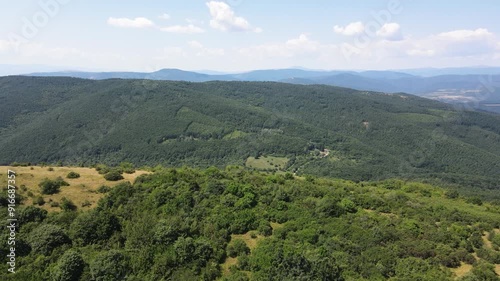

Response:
(1, 167), (500, 280)
(1, 77), (500, 198)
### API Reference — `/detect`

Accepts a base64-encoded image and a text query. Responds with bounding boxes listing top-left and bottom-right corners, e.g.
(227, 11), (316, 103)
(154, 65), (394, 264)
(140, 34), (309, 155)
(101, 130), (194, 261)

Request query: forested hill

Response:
(1, 76), (500, 192)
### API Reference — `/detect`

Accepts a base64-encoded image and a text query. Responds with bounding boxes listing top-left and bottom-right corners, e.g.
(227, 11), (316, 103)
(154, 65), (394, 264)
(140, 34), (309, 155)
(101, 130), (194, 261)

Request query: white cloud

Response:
(377, 23), (403, 41)
(333, 22), (365, 36)
(434, 28), (497, 57)
(437, 28), (493, 41)
(107, 17), (155, 28)
(160, 24), (205, 34)
(188, 40), (225, 56)
(206, 1), (260, 32)
(239, 34), (332, 58)
(159, 13), (171, 20)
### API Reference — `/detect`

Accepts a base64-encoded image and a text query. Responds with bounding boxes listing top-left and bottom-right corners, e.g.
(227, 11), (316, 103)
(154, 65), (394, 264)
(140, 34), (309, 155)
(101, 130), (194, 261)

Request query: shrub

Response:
(51, 250), (86, 281)
(34, 196), (45, 206)
(90, 250), (129, 281)
(227, 239), (250, 258)
(97, 185), (111, 193)
(27, 224), (71, 255)
(70, 211), (121, 245)
(20, 206), (47, 223)
(104, 171), (124, 181)
(60, 197), (77, 211)
(48, 167), (54, 171)
(95, 164), (110, 175)
(39, 178), (62, 194)
(258, 221), (273, 236)
(119, 162), (135, 174)
(66, 171), (81, 179)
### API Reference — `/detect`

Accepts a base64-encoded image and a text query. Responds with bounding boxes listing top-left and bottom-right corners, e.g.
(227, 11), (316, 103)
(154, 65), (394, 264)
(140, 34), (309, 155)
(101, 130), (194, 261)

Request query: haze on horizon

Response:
(1, 0), (500, 73)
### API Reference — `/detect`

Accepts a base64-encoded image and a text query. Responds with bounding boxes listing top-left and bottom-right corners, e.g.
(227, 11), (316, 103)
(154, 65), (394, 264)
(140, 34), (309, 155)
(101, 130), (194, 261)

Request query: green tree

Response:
(27, 224), (71, 255)
(51, 250), (86, 281)
(90, 250), (129, 281)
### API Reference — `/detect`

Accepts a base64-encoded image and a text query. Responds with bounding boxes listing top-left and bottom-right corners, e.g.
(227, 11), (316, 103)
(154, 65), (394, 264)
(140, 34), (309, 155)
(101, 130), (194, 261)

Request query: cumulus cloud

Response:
(206, 1), (260, 32)
(333, 22), (365, 36)
(376, 23), (403, 41)
(160, 24), (205, 34)
(434, 28), (497, 57)
(107, 17), (155, 28)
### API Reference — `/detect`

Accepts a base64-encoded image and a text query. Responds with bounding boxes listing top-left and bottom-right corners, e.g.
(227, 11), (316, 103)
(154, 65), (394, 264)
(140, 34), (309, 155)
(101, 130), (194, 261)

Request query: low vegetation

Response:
(0, 166), (499, 280)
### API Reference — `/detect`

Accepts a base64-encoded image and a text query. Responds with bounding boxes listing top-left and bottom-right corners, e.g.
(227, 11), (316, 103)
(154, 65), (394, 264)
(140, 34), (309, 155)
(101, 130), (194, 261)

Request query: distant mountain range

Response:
(9, 66), (500, 113)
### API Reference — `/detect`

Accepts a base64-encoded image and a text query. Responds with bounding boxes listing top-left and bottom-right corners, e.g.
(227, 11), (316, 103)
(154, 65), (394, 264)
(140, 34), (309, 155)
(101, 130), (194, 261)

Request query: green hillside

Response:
(1, 76), (500, 194)
(1, 167), (499, 280)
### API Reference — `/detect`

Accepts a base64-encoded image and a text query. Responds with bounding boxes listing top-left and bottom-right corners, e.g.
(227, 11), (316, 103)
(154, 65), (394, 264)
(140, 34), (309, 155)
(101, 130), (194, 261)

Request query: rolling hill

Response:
(1, 76), (500, 195)
(25, 68), (500, 113)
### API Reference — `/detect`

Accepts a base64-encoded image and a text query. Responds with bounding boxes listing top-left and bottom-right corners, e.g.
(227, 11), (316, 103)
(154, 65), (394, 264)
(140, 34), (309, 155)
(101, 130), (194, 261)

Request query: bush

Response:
(34, 196), (45, 206)
(104, 171), (124, 181)
(39, 178), (67, 194)
(70, 211), (121, 245)
(51, 250), (86, 281)
(466, 197), (483, 206)
(66, 171), (81, 179)
(48, 167), (54, 171)
(97, 185), (111, 193)
(60, 197), (77, 211)
(227, 239), (250, 258)
(95, 164), (110, 175)
(27, 224), (71, 255)
(20, 205), (47, 223)
(119, 162), (135, 174)
(258, 221), (273, 236)
(90, 250), (128, 281)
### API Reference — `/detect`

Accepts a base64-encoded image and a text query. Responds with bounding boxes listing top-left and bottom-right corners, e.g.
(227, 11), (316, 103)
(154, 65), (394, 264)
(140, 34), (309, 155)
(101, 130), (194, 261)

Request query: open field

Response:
(0, 166), (149, 212)
(245, 156), (289, 171)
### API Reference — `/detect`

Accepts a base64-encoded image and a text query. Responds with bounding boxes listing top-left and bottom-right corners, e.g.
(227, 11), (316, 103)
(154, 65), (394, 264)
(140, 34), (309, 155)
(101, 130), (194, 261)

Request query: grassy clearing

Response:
(245, 156), (289, 170)
(451, 262), (473, 279)
(0, 166), (148, 212)
(220, 230), (265, 277)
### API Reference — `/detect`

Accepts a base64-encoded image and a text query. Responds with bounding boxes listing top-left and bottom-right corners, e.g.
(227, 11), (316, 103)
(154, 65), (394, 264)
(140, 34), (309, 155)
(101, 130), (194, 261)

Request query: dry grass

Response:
(451, 262), (473, 279)
(495, 264), (500, 276)
(245, 156), (289, 170)
(483, 231), (493, 249)
(0, 166), (149, 212)
(220, 231), (266, 277)
(270, 222), (284, 230)
(220, 257), (238, 276)
(231, 231), (264, 251)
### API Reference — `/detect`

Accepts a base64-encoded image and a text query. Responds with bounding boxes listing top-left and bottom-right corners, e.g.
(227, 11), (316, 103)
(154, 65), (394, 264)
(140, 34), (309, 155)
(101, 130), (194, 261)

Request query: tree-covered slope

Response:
(1, 76), (500, 190)
(1, 167), (499, 280)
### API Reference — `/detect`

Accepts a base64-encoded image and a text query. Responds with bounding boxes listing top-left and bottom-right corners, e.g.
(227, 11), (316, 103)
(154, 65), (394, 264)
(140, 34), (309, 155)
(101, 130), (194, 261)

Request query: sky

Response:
(1, 0), (500, 73)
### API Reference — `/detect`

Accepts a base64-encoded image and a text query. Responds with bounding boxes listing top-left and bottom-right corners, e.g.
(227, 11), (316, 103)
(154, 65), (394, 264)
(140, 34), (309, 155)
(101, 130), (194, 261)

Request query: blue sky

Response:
(1, 0), (500, 72)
